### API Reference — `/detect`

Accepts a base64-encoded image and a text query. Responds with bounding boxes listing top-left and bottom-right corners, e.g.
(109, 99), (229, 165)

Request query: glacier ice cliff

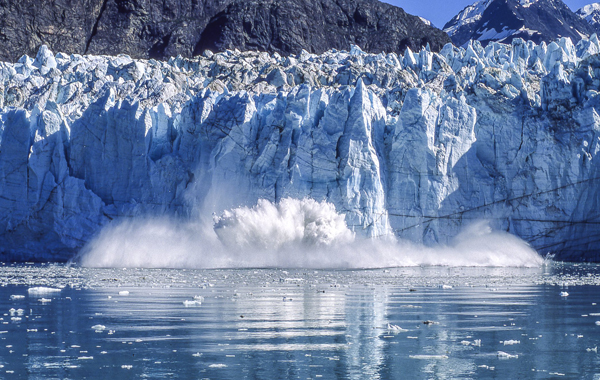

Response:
(2, 38), (600, 262)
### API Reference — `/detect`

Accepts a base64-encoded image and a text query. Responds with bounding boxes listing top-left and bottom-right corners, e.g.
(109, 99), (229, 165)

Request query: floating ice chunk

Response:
(409, 355), (449, 359)
(118, 291), (130, 296)
(8, 308), (23, 316)
(92, 325), (106, 331)
(549, 373), (565, 376)
(192, 352), (202, 357)
(77, 356), (94, 360)
(38, 298), (52, 303)
(183, 300), (201, 307)
(595, 321), (600, 326)
(441, 285), (453, 289)
(461, 339), (482, 346)
(9, 295), (24, 300)
(502, 340), (520, 345)
(590, 313), (600, 316)
(28, 287), (61, 295)
(387, 323), (407, 332)
(209, 364), (227, 368)
(10, 317), (21, 322)
(587, 346), (598, 352)
(560, 292), (569, 297)
(497, 351), (518, 359)
(193, 296), (204, 302)
(121, 365), (133, 369)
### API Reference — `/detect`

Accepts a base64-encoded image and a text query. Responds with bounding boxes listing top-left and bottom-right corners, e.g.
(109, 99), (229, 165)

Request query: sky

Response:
(382, 0), (595, 28)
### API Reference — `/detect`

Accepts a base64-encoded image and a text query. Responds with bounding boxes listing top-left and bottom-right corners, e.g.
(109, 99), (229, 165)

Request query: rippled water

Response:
(0, 263), (600, 379)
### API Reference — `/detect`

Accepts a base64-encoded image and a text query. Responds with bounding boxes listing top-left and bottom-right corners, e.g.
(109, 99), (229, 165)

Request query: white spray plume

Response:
(77, 198), (543, 269)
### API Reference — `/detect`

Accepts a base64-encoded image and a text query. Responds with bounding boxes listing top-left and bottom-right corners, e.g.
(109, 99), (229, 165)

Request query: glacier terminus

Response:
(1, 37), (600, 263)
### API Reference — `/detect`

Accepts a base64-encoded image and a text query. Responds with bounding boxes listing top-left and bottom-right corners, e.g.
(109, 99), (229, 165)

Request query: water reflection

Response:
(0, 265), (599, 378)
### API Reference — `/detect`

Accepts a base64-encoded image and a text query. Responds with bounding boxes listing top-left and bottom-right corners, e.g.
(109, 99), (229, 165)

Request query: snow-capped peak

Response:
(577, 3), (600, 29)
(443, 0), (493, 36)
(578, 2), (600, 18)
(445, 0), (594, 47)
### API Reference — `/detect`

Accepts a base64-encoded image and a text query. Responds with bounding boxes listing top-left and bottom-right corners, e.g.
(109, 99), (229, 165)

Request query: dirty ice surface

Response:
(0, 263), (600, 379)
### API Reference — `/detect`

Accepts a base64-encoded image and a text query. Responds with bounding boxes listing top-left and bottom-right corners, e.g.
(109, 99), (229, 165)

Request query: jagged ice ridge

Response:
(2, 36), (600, 262)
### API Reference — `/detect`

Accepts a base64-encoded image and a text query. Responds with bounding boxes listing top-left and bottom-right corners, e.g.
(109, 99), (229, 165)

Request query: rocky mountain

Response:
(444, 0), (595, 46)
(0, 0), (450, 62)
(3, 36), (600, 262)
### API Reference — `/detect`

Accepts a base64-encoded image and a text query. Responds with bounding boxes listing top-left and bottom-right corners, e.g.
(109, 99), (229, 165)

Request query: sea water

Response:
(0, 263), (599, 379)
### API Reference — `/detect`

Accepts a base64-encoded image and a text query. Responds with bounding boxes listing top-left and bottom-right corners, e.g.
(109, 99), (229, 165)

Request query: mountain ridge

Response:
(444, 0), (595, 46)
(0, 0), (450, 62)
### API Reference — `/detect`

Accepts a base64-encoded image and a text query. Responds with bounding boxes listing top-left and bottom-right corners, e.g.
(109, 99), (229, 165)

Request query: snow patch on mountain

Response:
(520, 0), (540, 8)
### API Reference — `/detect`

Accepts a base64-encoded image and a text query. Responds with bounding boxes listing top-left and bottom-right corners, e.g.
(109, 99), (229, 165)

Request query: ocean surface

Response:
(0, 262), (599, 379)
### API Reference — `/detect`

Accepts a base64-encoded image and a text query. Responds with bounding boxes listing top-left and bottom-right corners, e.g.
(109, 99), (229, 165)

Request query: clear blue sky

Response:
(382, 0), (594, 28)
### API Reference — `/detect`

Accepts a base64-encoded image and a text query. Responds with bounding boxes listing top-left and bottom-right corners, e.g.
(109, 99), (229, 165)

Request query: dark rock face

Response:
(444, 0), (595, 47)
(0, 0), (105, 61)
(0, 0), (450, 62)
(194, 0), (451, 57)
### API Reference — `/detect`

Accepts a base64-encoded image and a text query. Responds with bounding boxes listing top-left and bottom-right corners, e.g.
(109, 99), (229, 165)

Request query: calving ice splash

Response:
(78, 198), (542, 269)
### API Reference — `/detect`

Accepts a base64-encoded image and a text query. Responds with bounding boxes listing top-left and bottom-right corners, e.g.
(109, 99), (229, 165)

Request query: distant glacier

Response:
(1, 36), (600, 262)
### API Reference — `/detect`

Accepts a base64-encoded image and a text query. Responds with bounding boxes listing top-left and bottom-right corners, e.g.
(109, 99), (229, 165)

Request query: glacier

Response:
(1, 37), (600, 262)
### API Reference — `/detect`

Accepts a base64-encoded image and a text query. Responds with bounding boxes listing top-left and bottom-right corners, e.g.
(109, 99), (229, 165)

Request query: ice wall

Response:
(2, 38), (600, 262)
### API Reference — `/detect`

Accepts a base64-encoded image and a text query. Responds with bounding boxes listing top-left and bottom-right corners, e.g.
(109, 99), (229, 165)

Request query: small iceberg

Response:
(387, 323), (407, 332)
(497, 351), (518, 359)
(118, 291), (130, 296)
(92, 325), (106, 332)
(461, 339), (482, 347)
(183, 300), (201, 307)
(560, 292), (569, 297)
(409, 354), (449, 359)
(28, 287), (61, 295)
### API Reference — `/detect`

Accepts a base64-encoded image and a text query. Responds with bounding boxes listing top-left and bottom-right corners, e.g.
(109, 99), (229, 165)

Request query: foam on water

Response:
(77, 198), (543, 269)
